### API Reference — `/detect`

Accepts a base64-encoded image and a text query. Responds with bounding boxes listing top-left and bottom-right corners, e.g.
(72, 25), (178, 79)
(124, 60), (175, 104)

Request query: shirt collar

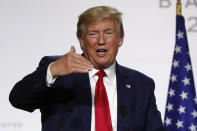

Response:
(88, 61), (116, 81)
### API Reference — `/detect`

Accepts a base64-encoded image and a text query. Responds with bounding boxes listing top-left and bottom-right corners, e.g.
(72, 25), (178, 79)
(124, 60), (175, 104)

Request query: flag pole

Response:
(176, 0), (182, 16)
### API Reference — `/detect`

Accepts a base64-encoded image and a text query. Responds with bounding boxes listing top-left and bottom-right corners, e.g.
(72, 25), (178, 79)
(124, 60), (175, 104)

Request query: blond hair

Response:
(77, 6), (124, 38)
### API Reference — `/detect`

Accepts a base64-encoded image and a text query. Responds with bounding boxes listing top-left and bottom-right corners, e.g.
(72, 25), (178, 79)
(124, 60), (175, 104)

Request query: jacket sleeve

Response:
(146, 79), (166, 131)
(9, 56), (57, 112)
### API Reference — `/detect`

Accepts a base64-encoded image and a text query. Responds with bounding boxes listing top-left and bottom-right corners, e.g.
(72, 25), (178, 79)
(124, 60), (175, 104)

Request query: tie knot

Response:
(96, 70), (106, 78)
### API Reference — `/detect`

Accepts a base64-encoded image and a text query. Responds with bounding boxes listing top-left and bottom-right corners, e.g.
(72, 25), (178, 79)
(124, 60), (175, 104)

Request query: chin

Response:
(96, 62), (113, 69)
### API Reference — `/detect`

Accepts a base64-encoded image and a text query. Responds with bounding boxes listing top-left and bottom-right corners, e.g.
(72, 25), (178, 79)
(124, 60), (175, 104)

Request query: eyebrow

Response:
(104, 29), (114, 32)
(88, 30), (98, 33)
(88, 28), (114, 32)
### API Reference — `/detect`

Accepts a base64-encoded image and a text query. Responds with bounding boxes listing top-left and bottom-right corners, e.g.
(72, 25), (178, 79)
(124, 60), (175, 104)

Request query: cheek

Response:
(85, 43), (96, 53)
(107, 35), (120, 43)
(111, 42), (120, 54)
(86, 38), (97, 47)
(107, 39), (120, 49)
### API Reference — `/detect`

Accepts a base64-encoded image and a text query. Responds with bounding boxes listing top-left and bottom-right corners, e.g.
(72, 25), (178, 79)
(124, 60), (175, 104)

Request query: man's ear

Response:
(79, 37), (85, 50)
(118, 37), (123, 47)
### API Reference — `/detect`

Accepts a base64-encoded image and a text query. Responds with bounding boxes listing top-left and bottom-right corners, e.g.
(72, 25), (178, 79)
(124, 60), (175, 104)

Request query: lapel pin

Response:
(125, 84), (131, 88)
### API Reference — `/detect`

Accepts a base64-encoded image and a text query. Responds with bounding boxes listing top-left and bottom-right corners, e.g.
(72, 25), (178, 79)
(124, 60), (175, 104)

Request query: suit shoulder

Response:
(38, 55), (61, 67)
(118, 64), (155, 92)
(118, 64), (154, 83)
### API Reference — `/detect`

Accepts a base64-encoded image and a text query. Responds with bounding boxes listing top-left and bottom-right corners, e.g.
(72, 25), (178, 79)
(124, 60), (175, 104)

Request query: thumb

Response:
(70, 46), (76, 53)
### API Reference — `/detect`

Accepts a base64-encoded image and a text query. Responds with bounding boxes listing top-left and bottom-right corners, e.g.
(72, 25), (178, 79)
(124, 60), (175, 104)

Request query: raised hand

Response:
(50, 46), (93, 78)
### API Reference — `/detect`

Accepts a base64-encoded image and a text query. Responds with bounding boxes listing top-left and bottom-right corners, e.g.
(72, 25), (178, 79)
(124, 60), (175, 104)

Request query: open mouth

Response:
(96, 49), (107, 53)
(96, 49), (107, 56)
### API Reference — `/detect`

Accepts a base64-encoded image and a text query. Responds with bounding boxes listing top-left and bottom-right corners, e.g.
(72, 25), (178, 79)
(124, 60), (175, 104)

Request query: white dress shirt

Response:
(46, 62), (117, 131)
(89, 62), (117, 131)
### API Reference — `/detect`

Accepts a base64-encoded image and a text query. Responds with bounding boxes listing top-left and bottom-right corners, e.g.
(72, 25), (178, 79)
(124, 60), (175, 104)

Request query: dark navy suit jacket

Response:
(9, 56), (165, 131)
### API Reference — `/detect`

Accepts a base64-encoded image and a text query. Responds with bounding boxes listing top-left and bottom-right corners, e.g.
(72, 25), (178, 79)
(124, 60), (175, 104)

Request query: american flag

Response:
(164, 15), (197, 131)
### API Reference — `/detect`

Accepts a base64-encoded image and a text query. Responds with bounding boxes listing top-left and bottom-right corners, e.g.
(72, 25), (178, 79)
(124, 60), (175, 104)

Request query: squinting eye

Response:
(88, 32), (98, 37)
(89, 33), (96, 36)
(107, 32), (112, 34)
(105, 31), (113, 35)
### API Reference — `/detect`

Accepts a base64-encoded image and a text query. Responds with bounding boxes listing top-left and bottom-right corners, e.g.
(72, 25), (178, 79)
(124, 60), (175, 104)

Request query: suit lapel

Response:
(116, 63), (134, 131)
(73, 63), (135, 131)
(75, 73), (92, 131)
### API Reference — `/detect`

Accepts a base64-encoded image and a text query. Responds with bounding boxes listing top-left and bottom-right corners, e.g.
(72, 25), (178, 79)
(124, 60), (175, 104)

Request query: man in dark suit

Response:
(9, 6), (165, 131)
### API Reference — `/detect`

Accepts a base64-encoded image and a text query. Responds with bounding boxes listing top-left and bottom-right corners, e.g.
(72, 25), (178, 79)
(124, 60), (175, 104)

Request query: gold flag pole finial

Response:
(176, 0), (182, 15)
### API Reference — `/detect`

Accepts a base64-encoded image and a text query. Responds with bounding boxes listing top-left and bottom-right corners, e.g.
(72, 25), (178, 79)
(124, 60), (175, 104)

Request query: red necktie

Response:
(95, 70), (112, 131)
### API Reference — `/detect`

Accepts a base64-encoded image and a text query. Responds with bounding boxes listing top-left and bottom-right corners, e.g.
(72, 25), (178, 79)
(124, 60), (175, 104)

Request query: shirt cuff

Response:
(46, 63), (57, 87)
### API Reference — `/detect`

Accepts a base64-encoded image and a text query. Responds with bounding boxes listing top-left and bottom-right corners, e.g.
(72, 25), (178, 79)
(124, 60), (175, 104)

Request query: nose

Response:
(98, 32), (105, 45)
